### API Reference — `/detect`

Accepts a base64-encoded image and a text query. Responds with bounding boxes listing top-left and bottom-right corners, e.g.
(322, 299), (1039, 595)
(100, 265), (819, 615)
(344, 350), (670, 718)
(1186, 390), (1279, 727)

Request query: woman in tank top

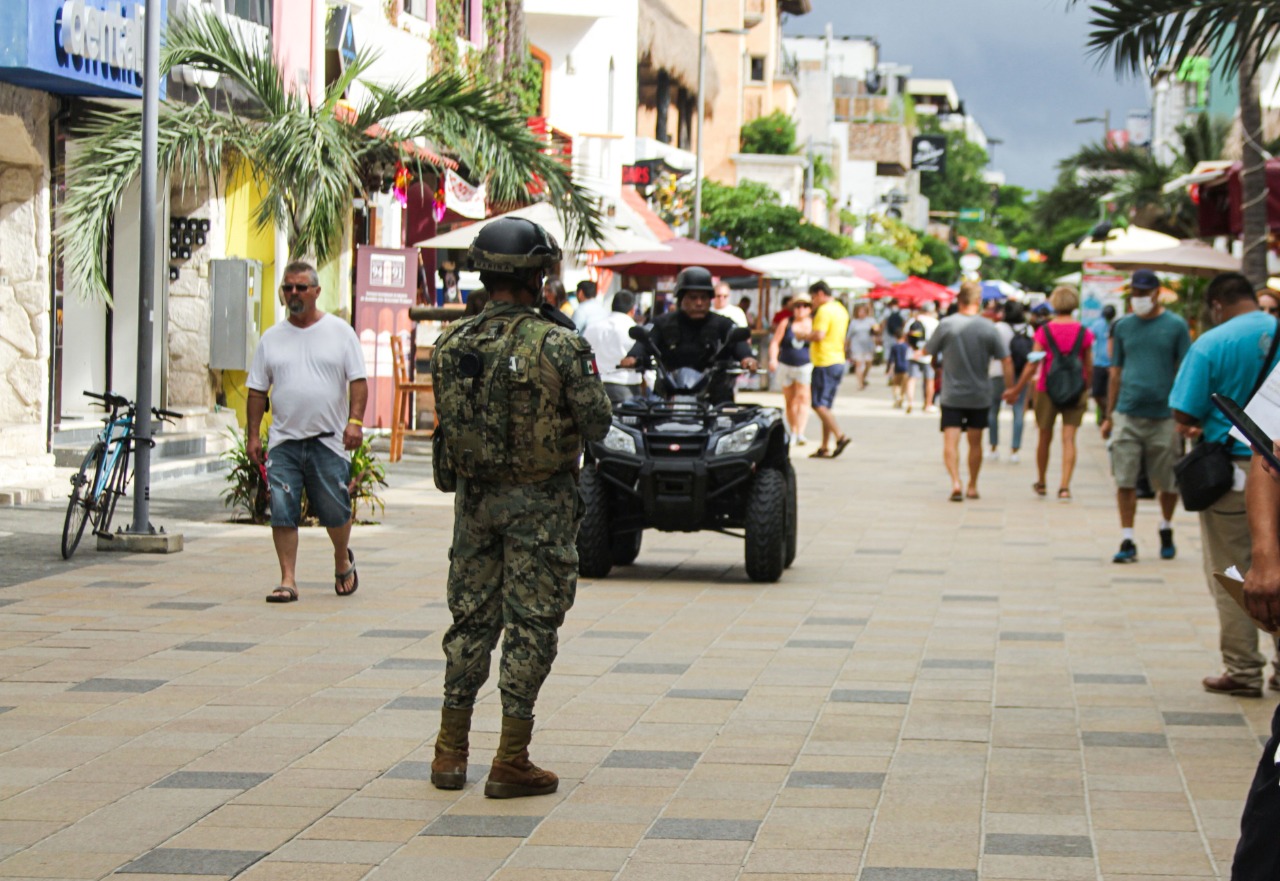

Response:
(768, 291), (814, 445)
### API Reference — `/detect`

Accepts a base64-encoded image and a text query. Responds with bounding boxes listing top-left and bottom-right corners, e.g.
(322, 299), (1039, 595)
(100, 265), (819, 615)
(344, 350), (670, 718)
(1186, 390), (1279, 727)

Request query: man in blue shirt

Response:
(1102, 271), (1190, 564)
(1169, 272), (1280, 697)
(1089, 304), (1116, 423)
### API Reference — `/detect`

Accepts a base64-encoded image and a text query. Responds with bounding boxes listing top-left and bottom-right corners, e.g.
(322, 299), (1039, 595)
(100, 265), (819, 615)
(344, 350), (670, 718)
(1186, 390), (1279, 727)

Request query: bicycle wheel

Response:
(94, 442), (130, 537)
(62, 443), (104, 559)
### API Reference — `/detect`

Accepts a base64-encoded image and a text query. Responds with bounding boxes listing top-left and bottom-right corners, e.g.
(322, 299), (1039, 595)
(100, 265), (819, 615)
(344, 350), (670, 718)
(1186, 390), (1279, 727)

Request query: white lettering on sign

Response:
(59, 0), (146, 78)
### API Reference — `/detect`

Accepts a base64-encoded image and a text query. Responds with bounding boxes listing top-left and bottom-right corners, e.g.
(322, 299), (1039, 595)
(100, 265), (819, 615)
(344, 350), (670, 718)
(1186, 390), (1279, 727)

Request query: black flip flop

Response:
(949, 490), (964, 502)
(809, 449), (832, 458)
(335, 549), (358, 596)
(266, 586), (297, 603)
(831, 436), (852, 458)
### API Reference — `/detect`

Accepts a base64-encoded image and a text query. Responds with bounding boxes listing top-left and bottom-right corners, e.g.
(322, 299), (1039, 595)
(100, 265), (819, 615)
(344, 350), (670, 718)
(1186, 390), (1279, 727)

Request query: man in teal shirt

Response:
(1169, 272), (1280, 697)
(1101, 270), (1190, 564)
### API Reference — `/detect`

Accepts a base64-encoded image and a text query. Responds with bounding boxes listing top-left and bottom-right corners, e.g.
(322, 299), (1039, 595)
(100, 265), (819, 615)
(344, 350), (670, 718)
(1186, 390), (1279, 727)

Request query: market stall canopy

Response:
(1194, 159), (1280, 237)
(979, 280), (1019, 301)
(593, 237), (762, 277)
(1062, 226), (1179, 262)
(1083, 240), (1241, 277)
(744, 249), (869, 291)
(892, 276), (955, 308)
(413, 202), (664, 253)
(840, 255), (908, 284)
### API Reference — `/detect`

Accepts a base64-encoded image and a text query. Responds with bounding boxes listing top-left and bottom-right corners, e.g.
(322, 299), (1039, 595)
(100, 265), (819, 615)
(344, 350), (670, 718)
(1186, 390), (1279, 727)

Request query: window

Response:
(459, 0), (473, 40)
(404, 0), (430, 20)
(749, 55), (766, 83)
(225, 0), (272, 27)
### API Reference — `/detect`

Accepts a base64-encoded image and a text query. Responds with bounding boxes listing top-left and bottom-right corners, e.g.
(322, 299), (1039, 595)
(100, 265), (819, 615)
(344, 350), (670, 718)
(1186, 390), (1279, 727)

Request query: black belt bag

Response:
(1175, 317), (1280, 511)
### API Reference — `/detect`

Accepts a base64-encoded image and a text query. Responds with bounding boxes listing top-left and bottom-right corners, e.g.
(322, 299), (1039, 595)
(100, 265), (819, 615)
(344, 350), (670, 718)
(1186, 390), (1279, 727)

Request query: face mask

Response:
(1130, 295), (1155, 317)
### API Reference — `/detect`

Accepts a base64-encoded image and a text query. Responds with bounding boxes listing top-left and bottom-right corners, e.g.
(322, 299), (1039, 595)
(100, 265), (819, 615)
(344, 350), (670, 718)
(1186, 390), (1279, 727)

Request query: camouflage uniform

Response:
(435, 301), (612, 720)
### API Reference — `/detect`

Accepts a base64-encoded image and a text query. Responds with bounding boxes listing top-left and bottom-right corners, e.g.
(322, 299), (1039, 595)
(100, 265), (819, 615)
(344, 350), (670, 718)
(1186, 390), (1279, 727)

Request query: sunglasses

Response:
(280, 284), (312, 293)
(1266, 306), (1280, 315)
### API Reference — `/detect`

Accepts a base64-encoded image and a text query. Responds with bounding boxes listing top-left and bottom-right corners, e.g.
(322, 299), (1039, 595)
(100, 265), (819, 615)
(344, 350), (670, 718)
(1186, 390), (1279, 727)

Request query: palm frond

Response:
(1067, 1), (1280, 76)
(162, 9), (293, 118)
(358, 73), (603, 249)
(58, 101), (238, 305)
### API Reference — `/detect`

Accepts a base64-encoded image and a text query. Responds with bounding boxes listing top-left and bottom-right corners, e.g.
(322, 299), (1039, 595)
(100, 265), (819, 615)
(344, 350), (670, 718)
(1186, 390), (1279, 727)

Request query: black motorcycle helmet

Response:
(468, 217), (562, 296)
(674, 266), (716, 300)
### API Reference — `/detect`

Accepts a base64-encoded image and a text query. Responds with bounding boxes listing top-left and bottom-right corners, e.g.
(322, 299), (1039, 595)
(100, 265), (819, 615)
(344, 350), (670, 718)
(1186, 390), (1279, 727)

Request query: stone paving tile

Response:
(1082, 732), (1169, 749)
(787, 639), (856, 649)
(860, 870), (978, 881)
(153, 772), (272, 791)
(805, 616), (868, 626)
(787, 771), (886, 789)
(421, 815), (544, 838)
(358, 630), (432, 640)
(612, 663), (689, 675)
(646, 818), (760, 841)
(1162, 711), (1247, 727)
(1073, 673), (1147, 685)
(118, 847), (268, 875)
(373, 658), (444, 670)
(984, 832), (1094, 857)
(174, 642), (257, 653)
(382, 696), (442, 711)
(67, 677), (167, 693)
(580, 631), (648, 640)
(600, 750), (701, 770)
(920, 660), (994, 670)
(831, 690), (911, 704)
(147, 602), (218, 610)
(665, 689), (746, 701)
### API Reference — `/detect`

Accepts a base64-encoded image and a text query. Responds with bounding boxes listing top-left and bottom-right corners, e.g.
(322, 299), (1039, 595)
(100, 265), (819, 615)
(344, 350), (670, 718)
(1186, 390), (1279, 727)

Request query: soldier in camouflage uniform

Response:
(430, 217), (612, 799)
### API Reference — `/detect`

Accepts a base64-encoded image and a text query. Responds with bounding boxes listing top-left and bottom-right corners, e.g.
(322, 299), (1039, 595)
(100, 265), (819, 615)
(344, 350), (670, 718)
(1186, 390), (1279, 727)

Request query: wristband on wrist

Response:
(348, 418), (363, 427)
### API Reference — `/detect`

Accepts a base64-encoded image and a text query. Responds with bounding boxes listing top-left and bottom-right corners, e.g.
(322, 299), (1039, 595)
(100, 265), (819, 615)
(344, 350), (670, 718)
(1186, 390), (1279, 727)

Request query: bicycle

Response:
(61, 391), (181, 559)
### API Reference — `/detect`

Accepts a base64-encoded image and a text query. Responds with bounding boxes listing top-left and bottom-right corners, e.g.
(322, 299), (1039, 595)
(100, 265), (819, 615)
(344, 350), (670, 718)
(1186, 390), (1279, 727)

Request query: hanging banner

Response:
(911, 135), (947, 174)
(444, 169), (487, 219)
(354, 246), (418, 429)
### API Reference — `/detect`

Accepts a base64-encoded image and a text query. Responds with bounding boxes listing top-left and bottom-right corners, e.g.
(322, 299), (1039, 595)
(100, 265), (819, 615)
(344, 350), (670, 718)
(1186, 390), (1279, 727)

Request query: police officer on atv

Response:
(619, 266), (758, 404)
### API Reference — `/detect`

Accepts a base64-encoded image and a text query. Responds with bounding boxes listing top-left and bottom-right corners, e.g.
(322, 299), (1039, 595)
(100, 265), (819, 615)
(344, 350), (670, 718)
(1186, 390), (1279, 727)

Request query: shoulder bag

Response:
(1174, 318), (1280, 511)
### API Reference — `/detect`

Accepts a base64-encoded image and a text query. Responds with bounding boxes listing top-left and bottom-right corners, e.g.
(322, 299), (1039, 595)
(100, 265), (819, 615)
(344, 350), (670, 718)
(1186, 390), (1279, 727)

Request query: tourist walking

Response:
(712, 281), (750, 328)
(583, 291), (644, 404)
(1100, 270), (1190, 564)
(845, 303), (878, 390)
(246, 261), (368, 604)
(989, 300), (1031, 463)
(767, 290), (813, 444)
(798, 282), (850, 458)
(887, 327), (911, 408)
(984, 298), (1014, 460)
(1004, 285), (1093, 501)
(925, 282), (1012, 501)
(571, 280), (606, 332)
(1168, 272), (1280, 697)
(1089, 304), (1117, 423)
(430, 218), (612, 797)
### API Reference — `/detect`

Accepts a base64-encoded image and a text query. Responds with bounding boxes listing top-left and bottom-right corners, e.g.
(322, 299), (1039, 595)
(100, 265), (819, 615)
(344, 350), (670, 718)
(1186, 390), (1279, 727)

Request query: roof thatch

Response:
(638, 0), (719, 106)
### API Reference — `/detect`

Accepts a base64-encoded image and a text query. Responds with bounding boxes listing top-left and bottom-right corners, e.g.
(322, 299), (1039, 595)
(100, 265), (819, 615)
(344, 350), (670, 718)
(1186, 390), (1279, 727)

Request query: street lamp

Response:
(1074, 112), (1111, 144)
(691, 8), (748, 242)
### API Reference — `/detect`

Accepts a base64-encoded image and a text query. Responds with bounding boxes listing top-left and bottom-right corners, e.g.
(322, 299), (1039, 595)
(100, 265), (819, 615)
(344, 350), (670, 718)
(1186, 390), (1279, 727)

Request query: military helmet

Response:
(674, 266), (716, 299)
(468, 217), (562, 275)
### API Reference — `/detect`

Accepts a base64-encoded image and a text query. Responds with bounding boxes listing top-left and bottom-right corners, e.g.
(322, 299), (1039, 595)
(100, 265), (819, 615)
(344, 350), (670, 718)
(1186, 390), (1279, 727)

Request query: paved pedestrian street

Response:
(0, 384), (1273, 881)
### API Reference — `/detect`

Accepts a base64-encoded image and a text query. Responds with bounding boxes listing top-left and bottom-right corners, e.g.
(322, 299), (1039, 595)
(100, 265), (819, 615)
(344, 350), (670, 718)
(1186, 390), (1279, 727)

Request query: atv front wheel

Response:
(610, 530), (642, 566)
(784, 462), (797, 569)
(577, 468), (613, 578)
(744, 468), (787, 583)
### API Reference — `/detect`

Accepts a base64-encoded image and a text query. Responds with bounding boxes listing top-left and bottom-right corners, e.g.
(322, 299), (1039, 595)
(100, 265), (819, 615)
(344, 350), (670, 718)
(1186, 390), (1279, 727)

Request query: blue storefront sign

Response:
(0, 0), (166, 98)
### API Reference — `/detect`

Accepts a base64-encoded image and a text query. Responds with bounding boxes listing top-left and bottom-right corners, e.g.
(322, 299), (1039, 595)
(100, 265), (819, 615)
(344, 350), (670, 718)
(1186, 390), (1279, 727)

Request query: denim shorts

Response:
(810, 363), (846, 408)
(266, 438), (352, 528)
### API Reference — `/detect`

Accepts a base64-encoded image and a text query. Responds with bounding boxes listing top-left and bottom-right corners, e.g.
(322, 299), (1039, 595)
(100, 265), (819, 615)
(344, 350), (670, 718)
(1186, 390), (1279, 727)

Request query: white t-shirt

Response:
(714, 304), (749, 328)
(583, 311), (643, 386)
(573, 297), (608, 332)
(246, 313), (366, 459)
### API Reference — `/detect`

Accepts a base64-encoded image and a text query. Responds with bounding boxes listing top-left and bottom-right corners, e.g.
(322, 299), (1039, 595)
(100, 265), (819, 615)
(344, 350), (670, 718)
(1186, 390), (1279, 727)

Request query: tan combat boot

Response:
(484, 716), (558, 799)
(430, 706), (472, 790)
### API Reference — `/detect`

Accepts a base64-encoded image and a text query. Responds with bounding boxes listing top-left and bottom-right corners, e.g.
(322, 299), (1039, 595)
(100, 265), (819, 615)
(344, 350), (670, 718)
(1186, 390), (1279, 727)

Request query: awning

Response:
(1083, 241), (1241, 278)
(638, 0), (719, 105)
(413, 201), (664, 254)
(745, 248), (870, 291)
(593, 237), (760, 277)
(1061, 226), (1179, 262)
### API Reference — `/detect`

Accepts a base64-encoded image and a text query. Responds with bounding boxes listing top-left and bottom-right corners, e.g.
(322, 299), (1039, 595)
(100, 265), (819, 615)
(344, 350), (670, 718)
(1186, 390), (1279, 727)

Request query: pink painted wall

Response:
(272, 0), (323, 103)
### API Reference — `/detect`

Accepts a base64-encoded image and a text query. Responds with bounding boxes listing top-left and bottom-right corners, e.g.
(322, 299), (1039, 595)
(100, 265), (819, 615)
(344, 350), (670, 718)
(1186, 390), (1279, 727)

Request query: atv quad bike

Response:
(577, 325), (797, 583)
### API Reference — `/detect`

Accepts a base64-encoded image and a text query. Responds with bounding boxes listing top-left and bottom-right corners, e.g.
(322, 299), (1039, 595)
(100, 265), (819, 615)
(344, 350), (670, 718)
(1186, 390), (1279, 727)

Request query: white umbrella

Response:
(744, 247), (858, 279)
(1081, 240), (1241, 278)
(413, 202), (666, 253)
(1061, 226), (1180, 262)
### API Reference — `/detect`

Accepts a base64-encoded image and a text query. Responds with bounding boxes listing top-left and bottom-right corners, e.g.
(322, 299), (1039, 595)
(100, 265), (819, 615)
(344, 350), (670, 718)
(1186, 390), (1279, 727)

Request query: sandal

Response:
(335, 549), (358, 596)
(266, 586), (297, 604)
(966, 489), (980, 500)
(949, 490), (964, 502)
(831, 436), (852, 458)
(1032, 482), (1047, 497)
(1057, 487), (1072, 501)
(809, 449), (832, 458)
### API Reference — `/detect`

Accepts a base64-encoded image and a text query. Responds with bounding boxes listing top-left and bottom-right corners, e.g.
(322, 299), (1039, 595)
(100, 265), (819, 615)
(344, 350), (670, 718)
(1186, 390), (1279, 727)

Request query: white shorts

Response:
(775, 362), (813, 388)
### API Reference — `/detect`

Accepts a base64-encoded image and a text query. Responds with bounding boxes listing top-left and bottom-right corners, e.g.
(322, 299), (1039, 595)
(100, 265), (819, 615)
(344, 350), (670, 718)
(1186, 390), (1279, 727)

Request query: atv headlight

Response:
(602, 425), (637, 455)
(714, 423), (758, 455)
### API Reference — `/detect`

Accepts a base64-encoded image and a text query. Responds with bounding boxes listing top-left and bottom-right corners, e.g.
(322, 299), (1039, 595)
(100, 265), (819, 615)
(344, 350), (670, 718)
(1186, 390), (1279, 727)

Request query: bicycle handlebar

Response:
(83, 390), (131, 409)
(152, 408), (182, 423)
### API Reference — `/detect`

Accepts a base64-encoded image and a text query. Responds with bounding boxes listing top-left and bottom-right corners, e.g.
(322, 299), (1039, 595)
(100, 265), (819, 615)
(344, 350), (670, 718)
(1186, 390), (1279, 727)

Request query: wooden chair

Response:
(389, 334), (434, 462)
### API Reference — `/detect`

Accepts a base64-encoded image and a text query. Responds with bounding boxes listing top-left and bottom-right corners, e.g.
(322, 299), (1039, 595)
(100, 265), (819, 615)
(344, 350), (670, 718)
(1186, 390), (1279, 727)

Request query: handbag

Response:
(1175, 317), (1280, 511)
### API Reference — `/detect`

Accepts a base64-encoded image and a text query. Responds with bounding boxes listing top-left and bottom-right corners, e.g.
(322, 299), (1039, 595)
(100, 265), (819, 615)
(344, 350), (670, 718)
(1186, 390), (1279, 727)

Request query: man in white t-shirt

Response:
(571, 280), (607, 332)
(583, 291), (644, 403)
(246, 261), (368, 604)
(712, 282), (749, 328)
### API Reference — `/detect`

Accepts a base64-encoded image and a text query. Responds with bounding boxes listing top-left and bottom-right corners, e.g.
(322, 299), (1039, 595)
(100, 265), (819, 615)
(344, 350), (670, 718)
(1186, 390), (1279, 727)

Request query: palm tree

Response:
(1068, 1), (1280, 285)
(59, 9), (600, 305)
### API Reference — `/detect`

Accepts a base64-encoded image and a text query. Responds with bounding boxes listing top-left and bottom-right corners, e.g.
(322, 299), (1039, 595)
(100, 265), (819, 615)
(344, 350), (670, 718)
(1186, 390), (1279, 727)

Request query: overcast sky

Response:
(782, 0), (1151, 191)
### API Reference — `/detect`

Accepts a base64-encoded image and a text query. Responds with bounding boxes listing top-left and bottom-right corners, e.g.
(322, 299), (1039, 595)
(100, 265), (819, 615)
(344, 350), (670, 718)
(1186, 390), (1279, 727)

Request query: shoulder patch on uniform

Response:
(580, 353), (600, 377)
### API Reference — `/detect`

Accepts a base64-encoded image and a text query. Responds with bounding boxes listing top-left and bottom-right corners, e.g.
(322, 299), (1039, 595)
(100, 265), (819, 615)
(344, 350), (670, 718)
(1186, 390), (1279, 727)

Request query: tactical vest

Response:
(433, 308), (582, 484)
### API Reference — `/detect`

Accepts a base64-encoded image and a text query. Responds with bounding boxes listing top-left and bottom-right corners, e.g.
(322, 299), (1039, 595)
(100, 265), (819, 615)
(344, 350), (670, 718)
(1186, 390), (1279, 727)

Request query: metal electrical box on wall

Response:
(209, 259), (263, 371)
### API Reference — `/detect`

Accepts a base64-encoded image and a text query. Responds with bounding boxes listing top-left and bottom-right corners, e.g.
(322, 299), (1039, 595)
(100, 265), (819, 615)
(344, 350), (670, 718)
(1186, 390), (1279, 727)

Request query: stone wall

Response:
(0, 83), (55, 490)
(166, 181), (220, 410)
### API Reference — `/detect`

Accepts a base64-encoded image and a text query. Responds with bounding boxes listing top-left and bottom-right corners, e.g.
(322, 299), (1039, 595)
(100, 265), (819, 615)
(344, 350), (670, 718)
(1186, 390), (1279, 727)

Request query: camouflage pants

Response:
(442, 472), (583, 720)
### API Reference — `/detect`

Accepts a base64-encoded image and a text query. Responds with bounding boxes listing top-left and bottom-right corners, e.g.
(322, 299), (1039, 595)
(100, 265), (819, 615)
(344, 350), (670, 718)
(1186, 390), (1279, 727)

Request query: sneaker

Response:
(795, 436), (808, 447)
(1113, 539), (1137, 564)
(1159, 528), (1175, 560)
(1009, 452), (1020, 464)
(986, 449), (1000, 461)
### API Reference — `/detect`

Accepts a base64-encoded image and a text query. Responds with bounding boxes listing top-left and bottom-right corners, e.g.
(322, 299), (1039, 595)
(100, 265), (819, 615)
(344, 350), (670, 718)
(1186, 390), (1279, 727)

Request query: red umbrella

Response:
(593, 237), (762, 277)
(864, 286), (898, 300)
(838, 257), (890, 286)
(893, 276), (955, 308)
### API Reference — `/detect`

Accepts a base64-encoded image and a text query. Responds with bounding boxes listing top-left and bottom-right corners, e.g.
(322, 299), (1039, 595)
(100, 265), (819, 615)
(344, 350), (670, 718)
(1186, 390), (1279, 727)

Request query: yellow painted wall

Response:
(221, 167), (276, 430)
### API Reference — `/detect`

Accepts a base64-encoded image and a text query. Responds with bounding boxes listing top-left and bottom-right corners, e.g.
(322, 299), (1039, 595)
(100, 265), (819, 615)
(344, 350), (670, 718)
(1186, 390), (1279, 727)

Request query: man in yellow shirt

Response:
(799, 281), (851, 457)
